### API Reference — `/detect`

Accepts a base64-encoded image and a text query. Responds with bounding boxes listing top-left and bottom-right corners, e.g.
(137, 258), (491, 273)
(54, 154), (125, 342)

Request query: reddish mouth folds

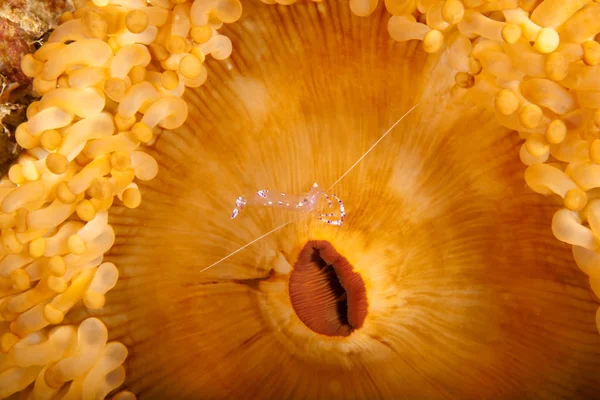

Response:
(289, 240), (368, 337)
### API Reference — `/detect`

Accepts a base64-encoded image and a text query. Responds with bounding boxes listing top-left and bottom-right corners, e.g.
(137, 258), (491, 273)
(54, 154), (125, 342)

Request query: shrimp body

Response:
(231, 183), (345, 226)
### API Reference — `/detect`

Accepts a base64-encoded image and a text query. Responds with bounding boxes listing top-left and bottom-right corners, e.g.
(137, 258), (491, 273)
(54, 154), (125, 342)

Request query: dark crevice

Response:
(233, 269), (274, 291)
(309, 251), (351, 328)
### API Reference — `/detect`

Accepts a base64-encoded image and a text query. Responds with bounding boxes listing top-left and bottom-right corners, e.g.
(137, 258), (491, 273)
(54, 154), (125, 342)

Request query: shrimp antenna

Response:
(202, 103), (420, 272)
(199, 220), (297, 273)
(327, 102), (420, 191)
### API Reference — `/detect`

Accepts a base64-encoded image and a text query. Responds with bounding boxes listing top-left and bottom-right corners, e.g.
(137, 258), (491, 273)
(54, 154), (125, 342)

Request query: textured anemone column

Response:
(97, 2), (600, 399)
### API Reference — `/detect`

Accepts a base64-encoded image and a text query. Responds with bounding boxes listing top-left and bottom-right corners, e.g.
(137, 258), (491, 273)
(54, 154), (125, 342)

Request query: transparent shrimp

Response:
(231, 183), (346, 226)
(203, 103), (419, 273)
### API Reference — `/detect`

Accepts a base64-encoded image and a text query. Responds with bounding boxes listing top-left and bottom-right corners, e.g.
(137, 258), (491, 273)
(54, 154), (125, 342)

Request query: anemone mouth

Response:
(289, 240), (368, 337)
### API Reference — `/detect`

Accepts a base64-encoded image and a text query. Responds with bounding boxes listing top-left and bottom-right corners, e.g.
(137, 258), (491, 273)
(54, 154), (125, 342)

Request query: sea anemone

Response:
(0, 0), (600, 399)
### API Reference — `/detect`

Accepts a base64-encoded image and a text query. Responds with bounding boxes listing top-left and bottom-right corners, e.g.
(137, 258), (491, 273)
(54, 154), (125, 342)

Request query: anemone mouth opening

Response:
(289, 240), (368, 337)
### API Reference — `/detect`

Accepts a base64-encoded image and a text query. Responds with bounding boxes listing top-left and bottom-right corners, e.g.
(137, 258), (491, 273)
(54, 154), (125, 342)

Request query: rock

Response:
(0, 0), (74, 172)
